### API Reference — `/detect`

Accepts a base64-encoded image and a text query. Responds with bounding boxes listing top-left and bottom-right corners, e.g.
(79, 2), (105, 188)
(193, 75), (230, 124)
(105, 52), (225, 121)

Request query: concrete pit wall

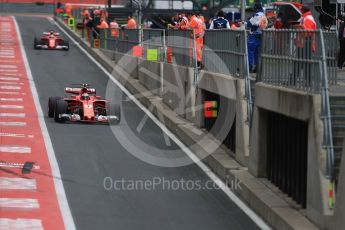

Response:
(249, 82), (333, 229)
(330, 139), (345, 230)
(100, 49), (250, 166)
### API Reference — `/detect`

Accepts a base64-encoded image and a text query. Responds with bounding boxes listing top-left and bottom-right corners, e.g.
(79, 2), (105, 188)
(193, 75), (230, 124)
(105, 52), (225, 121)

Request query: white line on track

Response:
(0, 198), (39, 209)
(0, 177), (37, 190)
(0, 146), (31, 154)
(0, 77), (19, 81)
(0, 105), (24, 109)
(0, 82), (23, 85)
(0, 98), (23, 101)
(0, 218), (43, 230)
(0, 91), (19, 95)
(0, 121), (26, 126)
(14, 17), (76, 230)
(54, 18), (271, 229)
(0, 132), (33, 138)
(0, 113), (25, 118)
(0, 86), (20, 90)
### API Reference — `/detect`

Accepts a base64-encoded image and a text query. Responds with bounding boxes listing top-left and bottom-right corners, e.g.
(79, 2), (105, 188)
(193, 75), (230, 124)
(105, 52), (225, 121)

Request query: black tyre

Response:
(48, 97), (60, 118)
(109, 104), (121, 125)
(54, 100), (68, 122)
(63, 40), (69, 51)
(34, 37), (39, 49)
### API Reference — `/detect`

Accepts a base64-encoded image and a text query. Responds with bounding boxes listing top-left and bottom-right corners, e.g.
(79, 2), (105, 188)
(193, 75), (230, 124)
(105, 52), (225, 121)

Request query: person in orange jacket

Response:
(110, 19), (119, 37)
(299, 6), (316, 30)
(97, 18), (109, 29)
(126, 15), (137, 29)
(188, 13), (203, 67)
(293, 6), (316, 86)
(64, 3), (72, 18)
(176, 13), (189, 30)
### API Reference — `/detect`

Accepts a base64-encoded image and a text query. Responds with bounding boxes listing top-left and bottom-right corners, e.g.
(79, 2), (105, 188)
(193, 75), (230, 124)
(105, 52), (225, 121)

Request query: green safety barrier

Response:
(147, 49), (158, 61)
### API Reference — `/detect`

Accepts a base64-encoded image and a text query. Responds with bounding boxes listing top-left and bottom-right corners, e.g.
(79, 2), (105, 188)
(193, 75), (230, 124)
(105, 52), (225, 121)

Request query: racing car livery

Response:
(48, 84), (120, 124)
(34, 30), (69, 50)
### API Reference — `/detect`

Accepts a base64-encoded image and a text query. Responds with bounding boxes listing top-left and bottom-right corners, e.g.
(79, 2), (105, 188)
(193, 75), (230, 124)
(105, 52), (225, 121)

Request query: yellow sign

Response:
(68, 17), (75, 27)
(147, 49), (158, 61)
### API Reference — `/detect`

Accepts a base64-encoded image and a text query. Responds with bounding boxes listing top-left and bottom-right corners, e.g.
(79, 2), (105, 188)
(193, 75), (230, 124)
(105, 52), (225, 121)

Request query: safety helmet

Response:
(81, 93), (90, 100)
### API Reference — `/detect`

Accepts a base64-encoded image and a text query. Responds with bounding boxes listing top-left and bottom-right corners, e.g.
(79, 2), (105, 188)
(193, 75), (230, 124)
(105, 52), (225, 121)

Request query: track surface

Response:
(17, 16), (260, 230)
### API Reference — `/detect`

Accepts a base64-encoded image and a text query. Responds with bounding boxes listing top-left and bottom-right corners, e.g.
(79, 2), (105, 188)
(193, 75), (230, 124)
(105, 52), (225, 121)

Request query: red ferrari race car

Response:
(48, 84), (120, 124)
(34, 30), (69, 50)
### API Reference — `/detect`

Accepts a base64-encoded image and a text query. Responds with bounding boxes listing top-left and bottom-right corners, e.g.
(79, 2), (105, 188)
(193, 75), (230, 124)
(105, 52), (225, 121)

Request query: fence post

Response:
(243, 30), (253, 128)
(192, 30), (198, 86)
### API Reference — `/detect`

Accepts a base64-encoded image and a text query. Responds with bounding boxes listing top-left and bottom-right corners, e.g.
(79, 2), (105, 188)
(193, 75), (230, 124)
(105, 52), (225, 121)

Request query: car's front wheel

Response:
(63, 40), (69, 51)
(48, 96), (60, 117)
(33, 37), (39, 49)
(54, 99), (68, 122)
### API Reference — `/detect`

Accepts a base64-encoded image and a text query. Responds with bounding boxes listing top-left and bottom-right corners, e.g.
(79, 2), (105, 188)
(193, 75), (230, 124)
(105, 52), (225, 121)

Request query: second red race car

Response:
(48, 84), (121, 124)
(34, 30), (69, 50)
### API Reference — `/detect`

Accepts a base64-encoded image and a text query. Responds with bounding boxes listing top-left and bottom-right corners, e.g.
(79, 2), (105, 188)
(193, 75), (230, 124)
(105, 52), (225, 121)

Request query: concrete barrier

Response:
(330, 139), (345, 230)
(249, 83), (332, 228)
(56, 17), (319, 230)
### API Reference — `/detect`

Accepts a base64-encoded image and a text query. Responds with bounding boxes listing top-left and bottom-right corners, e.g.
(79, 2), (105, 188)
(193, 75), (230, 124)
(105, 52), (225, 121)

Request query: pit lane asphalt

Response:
(16, 16), (261, 230)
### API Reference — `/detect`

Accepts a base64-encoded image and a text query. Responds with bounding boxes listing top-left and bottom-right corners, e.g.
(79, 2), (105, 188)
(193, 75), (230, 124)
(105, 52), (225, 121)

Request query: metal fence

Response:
(100, 29), (140, 55)
(258, 29), (335, 180)
(166, 29), (196, 67)
(323, 31), (339, 85)
(142, 29), (165, 62)
(259, 30), (326, 92)
(203, 29), (248, 77)
(71, 7), (83, 22)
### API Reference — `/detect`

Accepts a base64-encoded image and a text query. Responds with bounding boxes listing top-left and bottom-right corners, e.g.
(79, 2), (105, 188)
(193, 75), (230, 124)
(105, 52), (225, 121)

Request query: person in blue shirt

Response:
(246, 3), (267, 73)
(209, 11), (230, 29)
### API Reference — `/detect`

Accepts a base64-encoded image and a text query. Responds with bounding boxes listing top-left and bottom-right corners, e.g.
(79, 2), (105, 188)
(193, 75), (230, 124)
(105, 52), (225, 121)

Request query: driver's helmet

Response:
(49, 30), (55, 37)
(81, 93), (90, 100)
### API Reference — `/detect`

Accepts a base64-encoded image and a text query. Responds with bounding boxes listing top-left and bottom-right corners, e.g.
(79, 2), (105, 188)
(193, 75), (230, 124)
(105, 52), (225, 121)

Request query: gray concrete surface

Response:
(249, 83), (333, 229)
(330, 139), (345, 230)
(17, 16), (262, 230)
(54, 16), (321, 230)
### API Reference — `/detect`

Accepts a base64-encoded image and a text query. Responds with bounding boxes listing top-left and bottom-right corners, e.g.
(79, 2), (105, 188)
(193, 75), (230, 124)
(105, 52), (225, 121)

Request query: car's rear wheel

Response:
(54, 100), (68, 122)
(48, 96), (60, 117)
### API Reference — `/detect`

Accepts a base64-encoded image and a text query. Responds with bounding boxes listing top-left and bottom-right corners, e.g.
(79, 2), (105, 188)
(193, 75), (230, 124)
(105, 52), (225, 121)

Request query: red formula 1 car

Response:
(34, 30), (69, 50)
(48, 84), (120, 124)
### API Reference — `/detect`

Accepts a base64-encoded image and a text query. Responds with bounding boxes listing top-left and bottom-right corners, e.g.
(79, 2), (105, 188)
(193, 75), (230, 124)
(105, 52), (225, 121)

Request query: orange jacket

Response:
(296, 12), (316, 51)
(126, 18), (137, 29)
(300, 11), (316, 30)
(110, 21), (119, 37)
(97, 20), (109, 29)
(189, 15), (203, 38)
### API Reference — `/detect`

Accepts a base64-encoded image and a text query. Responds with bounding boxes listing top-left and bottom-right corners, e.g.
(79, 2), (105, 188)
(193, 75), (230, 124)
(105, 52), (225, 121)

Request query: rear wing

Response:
(65, 87), (96, 94)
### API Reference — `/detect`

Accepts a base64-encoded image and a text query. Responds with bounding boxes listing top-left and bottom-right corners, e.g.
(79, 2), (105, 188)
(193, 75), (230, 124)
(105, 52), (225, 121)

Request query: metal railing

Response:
(323, 31), (339, 85)
(99, 28), (140, 55)
(166, 29), (196, 67)
(203, 29), (248, 77)
(258, 29), (335, 179)
(202, 29), (253, 127)
(142, 29), (165, 62)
